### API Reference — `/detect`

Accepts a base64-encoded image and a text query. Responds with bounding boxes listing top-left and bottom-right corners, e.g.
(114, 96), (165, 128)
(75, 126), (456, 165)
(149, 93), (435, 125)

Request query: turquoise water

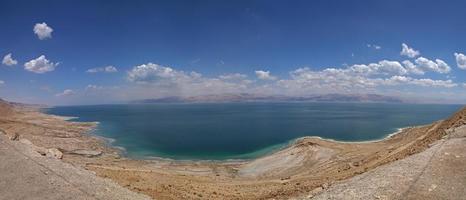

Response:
(46, 103), (462, 160)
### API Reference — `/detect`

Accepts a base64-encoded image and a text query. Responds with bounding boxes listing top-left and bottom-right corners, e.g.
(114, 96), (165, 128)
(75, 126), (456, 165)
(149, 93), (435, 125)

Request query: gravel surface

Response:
(306, 126), (466, 200)
(0, 134), (151, 200)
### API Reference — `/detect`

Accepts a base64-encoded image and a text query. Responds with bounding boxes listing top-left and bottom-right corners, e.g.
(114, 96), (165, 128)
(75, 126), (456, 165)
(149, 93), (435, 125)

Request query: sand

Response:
(1, 100), (465, 199)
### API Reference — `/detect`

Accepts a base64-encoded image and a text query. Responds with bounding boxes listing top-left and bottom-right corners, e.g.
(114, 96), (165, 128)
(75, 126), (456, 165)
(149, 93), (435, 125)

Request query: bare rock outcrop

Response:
(8, 132), (18, 141)
(46, 148), (63, 159)
(19, 138), (47, 155)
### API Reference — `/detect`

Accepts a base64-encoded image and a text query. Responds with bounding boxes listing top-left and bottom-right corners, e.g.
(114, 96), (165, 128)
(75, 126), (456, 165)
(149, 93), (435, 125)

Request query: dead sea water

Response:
(46, 103), (461, 160)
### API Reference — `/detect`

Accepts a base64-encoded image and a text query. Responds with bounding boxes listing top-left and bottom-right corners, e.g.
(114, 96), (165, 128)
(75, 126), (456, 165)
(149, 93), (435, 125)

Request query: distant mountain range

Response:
(131, 93), (403, 104)
(0, 98), (46, 112)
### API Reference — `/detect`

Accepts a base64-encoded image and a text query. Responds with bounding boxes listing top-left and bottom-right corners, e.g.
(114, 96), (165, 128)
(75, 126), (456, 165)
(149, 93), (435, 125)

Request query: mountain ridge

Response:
(131, 93), (403, 104)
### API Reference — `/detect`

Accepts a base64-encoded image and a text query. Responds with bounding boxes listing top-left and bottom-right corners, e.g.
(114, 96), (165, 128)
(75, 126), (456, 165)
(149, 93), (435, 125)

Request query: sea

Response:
(46, 102), (462, 160)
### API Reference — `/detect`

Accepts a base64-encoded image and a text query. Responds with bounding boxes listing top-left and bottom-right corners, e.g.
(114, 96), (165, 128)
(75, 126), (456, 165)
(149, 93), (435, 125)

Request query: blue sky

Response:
(1, 0), (466, 105)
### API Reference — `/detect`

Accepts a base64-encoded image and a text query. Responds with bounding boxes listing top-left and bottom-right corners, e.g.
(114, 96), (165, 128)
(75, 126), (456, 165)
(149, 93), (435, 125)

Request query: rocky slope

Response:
(0, 98), (14, 116)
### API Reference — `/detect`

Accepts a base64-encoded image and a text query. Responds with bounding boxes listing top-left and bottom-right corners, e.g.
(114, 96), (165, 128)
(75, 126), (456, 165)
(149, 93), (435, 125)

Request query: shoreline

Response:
(299, 127), (409, 145)
(44, 109), (413, 162)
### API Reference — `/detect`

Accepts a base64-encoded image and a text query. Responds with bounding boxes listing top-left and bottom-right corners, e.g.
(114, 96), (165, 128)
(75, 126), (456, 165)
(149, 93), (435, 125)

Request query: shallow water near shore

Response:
(46, 102), (462, 160)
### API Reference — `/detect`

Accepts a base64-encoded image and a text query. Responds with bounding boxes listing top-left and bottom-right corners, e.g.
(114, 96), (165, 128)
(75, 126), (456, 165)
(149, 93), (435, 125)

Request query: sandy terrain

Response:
(1, 99), (465, 199)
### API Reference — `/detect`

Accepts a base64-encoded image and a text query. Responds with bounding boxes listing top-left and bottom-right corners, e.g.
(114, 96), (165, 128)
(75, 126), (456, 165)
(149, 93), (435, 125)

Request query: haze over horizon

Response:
(1, 0), (466, 105)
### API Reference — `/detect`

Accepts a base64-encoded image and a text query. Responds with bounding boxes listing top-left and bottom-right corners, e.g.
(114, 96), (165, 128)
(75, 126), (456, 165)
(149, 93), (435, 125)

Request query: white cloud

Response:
(121, 57), (459, 99)
(86, 66), (118, 73)
(274, 63), (457, 95)
(402, 60), (424, 75)
(126, 58), (453, 99)
(0, 80), (4, 85)
(367, 44), (381, 50)
(219, 73), (248, 80)
(383, 76), (457, 88)
(400, 43), (420, 58)
(33, 22), (53, 40)
(454, 52), (466, 69)
(2, 53), (18, 66)
(127, 63), (253, 96)
(24, 55), (59, 73)
(127, 63), (187, 83)
(414, 57), (451, 74)
(377, 60), (407, 75)
(55, 89), (75, 97)
(85, 84), (103, 91)
(349, 60), (407, 76)
(281, 67), (380, 93)
(255, 70), (277, 80)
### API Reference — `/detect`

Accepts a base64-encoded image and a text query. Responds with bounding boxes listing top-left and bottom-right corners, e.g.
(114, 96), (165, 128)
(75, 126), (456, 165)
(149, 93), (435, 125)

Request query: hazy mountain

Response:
(131, 93), (403, 104)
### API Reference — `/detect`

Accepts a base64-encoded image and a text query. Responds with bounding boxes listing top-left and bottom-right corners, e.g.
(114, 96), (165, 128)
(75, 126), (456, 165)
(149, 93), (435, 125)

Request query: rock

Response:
(322, 183), (329, 189)
(307, 186), (324, 198)
(19, 138), (33, 145)
(9, 133), (19, 141)
(344, 162), (352, 170)
(18, 139), (47, 155)
(70, 149), (102, 157)
(35, 147), (47, 156)
(46, 148), (63, 159)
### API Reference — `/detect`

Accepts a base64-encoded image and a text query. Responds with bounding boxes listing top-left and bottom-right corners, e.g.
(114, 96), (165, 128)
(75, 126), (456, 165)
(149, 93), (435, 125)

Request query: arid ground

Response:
(1, 99), (465, 200)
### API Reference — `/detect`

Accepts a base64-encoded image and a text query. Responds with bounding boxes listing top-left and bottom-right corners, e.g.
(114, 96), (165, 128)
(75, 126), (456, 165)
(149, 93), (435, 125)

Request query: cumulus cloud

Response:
(414, 57), (451, 74)
(2, 53), (18, 66)
(127, 63), (190, 84)
(55, 89), (75, 97)
(127, 63), (253, 96)
(255, 70), (277, 80)
(24, 55), (58, 73)
(86, 66), (118, 73)
(402, 60), (424, 75)
(122, 57), (460, 99)
(349, 60), (412, 76)
(278, 67), (380, 93)
(125, 58), (453, 98)
(454, 52), (466, 69)
(281, 59), (457, 91)
(400, 43), (420, 58)
(349, 58), (444, 77)
(33, 22), (53, 40)
(275, 66), (457, 96)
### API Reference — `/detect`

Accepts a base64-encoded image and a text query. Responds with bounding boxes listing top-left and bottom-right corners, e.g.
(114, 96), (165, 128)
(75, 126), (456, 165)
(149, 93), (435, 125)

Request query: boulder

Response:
(35, 147), (48, 156)
(8, 133), (19, 141)
(46, 148), (63, 159)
